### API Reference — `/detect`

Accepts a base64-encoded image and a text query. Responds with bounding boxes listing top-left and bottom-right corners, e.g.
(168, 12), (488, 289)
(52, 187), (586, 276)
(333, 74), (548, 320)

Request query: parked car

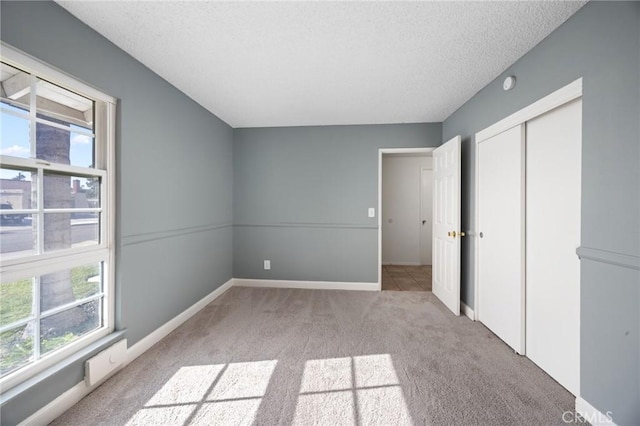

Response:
(0, 202), (25, 225)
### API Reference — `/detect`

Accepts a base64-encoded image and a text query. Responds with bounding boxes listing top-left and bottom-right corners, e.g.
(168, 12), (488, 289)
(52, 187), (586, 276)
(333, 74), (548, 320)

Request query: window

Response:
(0, 44), (116, 390)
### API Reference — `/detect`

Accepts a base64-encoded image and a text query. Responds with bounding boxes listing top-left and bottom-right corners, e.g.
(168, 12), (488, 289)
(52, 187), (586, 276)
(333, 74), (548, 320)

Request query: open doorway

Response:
(378, 148), (434, 291)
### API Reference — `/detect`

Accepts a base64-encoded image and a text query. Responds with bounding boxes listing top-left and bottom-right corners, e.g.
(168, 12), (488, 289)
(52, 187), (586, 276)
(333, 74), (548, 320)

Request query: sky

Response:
(0, 102), (94, 182)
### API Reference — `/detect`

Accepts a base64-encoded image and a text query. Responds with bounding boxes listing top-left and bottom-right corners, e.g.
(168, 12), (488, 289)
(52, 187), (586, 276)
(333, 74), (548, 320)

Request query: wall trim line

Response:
(234, 278), (379, 292)
(233, 223), (377, 230)
(576, 246), (640, 270)
(575, 397), (616, 426)
(17, 278), (235, 426)
(461, 302), (475, 320)
(121, 223), (233, 247)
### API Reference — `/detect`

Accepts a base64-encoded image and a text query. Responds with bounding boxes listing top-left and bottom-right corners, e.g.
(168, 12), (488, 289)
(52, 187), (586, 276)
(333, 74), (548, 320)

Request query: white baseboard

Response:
(381, 262), (423, 266)
(127, 278), (234, 362)
(19, 380), (88, 426)
(234, 278), (379, 292)
(18, 278), (234, 426)
(575, 397), (616, 426)
(461, 301), (475, 320)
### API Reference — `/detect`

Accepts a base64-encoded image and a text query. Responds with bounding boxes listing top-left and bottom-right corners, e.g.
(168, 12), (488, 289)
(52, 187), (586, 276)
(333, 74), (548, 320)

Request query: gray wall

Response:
(443, 2), (639, 424)
(0, 1), (233, 424)
(2, 1), (637, 425)
(234, 124), (441, 283)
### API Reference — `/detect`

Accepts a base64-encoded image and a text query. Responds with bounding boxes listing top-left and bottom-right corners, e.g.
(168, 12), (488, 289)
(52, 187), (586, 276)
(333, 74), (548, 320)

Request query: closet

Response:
(476, 80), (582, 396)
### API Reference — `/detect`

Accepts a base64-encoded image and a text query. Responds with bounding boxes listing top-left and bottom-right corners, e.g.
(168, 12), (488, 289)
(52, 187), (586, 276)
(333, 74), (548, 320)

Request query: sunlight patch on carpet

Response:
(125, 360), (277, 426)
(145, 365), (225, 406)
(293, 354), (410, 425)
(300, 357), (352, 392)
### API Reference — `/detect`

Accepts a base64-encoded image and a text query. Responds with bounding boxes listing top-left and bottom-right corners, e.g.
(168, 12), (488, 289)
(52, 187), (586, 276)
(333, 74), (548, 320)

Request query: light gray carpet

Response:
(52, 287), (576, 425)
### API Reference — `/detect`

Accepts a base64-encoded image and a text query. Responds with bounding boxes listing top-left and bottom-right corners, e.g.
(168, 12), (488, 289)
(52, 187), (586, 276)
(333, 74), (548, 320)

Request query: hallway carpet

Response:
(382, 265), (432, 291)
(53, 287), (575, 425)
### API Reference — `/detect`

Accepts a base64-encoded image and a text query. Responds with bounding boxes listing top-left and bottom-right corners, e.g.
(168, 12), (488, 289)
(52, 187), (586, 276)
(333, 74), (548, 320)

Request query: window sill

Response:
(0, 329), (126, 404)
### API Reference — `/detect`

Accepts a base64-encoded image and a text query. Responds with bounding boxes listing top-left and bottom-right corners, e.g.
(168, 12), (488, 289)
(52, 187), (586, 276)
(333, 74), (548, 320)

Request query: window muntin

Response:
(0, 48), (115, 390)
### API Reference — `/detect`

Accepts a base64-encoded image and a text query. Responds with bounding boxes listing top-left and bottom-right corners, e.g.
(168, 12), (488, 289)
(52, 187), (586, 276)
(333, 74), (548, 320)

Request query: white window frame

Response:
(0, 43), (117, 391)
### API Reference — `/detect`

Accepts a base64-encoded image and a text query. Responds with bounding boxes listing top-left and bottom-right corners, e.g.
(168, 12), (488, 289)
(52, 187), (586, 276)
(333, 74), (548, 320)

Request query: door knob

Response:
(422, 220), (426, 225)
(447, 231), (466, 238)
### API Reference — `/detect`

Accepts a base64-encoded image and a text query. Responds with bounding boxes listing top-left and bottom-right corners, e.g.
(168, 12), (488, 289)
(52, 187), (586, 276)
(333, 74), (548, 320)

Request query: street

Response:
(0, 219), (98, 255)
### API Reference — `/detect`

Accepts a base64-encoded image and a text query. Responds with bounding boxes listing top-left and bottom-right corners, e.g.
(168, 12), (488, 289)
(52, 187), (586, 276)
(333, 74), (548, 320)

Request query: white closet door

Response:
(526, 99), (581, 396)
(477, 124), (525, 354)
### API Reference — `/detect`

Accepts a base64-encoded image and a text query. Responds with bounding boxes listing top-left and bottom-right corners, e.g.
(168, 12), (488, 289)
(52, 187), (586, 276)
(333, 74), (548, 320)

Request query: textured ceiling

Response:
(56, 1), (586, 128)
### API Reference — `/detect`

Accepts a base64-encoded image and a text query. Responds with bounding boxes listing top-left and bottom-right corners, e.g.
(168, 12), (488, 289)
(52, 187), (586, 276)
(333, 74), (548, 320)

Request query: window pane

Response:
(1, 62), (31, 110)
(0, 323), (34, 377)
(0, 107), (30, 159)
(36, 79), (93, 131)
(70, 129), (95, 169)
(35, 121), (94, 169)
(0, 278), (33, 327)
(40, 263), (101, 313)
(40, 299), (101, 355)
(1, 167), (34, 208)
(44, 172), (100, 209)
(43, 212), (98, 252)
(0, 214), (35, 258)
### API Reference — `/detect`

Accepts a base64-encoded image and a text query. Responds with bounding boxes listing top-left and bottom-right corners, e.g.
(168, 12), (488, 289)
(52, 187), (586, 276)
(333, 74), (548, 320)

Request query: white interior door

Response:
(420, 168), (433, 265)
(526, 99), (581, 395)
(432, 136), (461, 315)
(477, 124), (525, 354)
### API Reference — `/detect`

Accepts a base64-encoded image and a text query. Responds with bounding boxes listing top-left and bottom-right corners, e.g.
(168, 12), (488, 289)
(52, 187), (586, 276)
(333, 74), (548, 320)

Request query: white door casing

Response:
(377, 147), (435, 290)
(477, 124), (526, 354)
(420, 167), (433, 266)
(432, 135), (461, 315)
(526, 99), (581, 396)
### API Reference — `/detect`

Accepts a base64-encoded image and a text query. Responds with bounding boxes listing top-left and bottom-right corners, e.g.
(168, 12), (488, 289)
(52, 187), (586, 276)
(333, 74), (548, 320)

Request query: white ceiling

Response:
(56, 1), (586, 128)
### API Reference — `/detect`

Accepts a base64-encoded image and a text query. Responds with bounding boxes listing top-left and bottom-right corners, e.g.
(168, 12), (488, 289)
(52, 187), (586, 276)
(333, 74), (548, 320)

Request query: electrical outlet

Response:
(368, 208), (375, 218)
(264, 260), (271, 270)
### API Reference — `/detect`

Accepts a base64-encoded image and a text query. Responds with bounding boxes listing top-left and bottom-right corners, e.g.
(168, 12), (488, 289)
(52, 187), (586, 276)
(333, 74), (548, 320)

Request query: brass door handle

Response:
(447, 231), (466, 238)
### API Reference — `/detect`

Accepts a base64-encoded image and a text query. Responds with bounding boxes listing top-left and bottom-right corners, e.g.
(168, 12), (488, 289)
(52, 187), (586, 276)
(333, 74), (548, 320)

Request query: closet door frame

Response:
(473, 78), (583, 329)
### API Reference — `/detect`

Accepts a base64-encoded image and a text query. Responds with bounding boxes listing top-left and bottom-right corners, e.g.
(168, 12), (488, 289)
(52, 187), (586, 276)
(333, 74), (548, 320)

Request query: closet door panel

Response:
(526, 99), (582, 396)
(477, 124), (525, 353)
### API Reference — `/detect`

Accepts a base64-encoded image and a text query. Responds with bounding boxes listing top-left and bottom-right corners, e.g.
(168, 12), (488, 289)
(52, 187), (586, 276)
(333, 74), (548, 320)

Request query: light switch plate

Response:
(368, 208), (375, 218)
(264, 260), (271, 270)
